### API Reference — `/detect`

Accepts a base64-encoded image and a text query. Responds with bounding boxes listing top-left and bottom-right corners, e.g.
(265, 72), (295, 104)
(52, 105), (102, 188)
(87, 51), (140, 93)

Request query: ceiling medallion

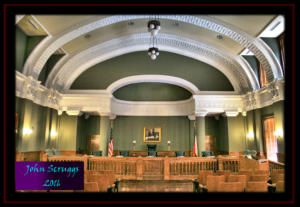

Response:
(147, 16), (161, 60)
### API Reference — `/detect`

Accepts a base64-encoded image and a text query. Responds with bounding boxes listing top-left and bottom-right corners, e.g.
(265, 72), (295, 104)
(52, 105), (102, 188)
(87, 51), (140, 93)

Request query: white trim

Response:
(15, 71), (284, 117)
(107, 75), (200, 94)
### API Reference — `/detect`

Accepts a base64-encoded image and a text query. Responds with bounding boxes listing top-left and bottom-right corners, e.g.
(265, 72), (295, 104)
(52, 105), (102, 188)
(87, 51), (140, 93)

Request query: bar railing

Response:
(268, 160), (285, 174)
(218, 156), (240, 173)
(169, 157), (218, 177)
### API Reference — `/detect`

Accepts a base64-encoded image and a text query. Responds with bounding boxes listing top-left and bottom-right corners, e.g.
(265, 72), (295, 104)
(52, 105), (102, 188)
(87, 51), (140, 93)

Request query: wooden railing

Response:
(268, 160), (285, 174)
(169, 157), (218, 179)
(218, 156), (240, 172)
(33, 154), (286, 180)
(47, 155), (88, 171)
(88, 157), (137, 179)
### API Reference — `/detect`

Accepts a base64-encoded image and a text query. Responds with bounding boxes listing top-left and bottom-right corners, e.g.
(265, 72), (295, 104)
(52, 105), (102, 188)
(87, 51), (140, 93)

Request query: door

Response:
(262, 117), (278, 162)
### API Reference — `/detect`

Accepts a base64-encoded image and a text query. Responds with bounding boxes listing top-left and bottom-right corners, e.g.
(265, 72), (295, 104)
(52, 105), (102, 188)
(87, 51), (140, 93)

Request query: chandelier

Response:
(147, 16), (160, 60)
(147, 19), (161, 36)
(148, 36), (159, 60)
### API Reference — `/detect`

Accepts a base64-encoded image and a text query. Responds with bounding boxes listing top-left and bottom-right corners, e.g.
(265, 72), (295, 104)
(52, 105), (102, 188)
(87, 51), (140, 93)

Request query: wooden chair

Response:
(227, 175), (247, 189)
(197, 171), (213, 185)
(245, 182), (268, 192)
(218, 182), (244, 192)
(206, 175), (225, 192)
(276, 181), (285, 192)
(238, 170), (253, 182)
(84, 182), (99, 192)
(216, 170), (231, 180)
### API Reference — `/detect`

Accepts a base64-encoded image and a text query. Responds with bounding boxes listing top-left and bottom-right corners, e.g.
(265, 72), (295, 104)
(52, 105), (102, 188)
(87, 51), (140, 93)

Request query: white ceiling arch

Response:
(106, 75), (200, 95)
(47, 33), (259, 94)
(23, 15), (283, 84)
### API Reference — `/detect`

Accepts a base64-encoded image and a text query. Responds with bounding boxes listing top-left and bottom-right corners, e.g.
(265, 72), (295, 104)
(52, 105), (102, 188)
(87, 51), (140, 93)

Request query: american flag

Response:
(194, 135), (198, 157)
(108, 128), (113, 157)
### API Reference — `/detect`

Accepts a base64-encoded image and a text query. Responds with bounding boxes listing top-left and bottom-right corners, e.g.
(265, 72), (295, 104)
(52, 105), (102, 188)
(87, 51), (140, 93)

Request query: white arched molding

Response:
(23, 15), (282, 84)
(48, 33), (255, 94)
(106, 75), (200, 94)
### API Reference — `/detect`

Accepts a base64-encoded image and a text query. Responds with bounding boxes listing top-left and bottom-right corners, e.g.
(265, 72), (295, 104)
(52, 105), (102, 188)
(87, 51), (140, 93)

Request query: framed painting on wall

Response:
(144, 127), (161, 143)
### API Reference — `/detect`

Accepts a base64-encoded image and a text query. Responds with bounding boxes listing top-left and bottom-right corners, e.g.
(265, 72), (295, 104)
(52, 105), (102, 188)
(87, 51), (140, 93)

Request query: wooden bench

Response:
(245, 182), (267, 192)
(84, 182), (99, 192)
(206, 175), (225, 192)
(218, 182), (244, 192)
(227, 175), (247, 189)
(197, 171), (213, 185)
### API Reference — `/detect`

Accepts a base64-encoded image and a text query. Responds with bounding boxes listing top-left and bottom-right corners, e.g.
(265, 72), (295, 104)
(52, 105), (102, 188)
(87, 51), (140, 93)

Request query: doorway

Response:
(262, 116), (278, 162)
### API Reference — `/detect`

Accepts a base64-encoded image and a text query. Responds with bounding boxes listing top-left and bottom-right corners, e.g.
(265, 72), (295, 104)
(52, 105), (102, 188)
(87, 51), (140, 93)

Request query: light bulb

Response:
(156, 52), (159, 56)
(148, 52), (151, 55)
(150, 24), (154, 29)
(151, 54), (156, 60)
(157, 25), (161, 30)
(152, 49), (155, 54)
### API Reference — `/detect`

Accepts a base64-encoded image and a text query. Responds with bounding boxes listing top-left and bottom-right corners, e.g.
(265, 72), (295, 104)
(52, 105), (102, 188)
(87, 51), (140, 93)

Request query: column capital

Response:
(224, 111), (239, 117)
(188, 115), (196, 120)
(195, 111), (208, 117)
(109, 114), (117, 120)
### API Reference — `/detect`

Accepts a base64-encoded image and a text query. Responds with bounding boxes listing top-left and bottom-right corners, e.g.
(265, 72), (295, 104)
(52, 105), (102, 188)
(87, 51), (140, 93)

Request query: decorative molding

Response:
(49, 33), (253, 93)
(188, 115), (196, 120)
(16, 72), (284, 117)
(23, 15), (282, 86)
(106, 75), (200, 94)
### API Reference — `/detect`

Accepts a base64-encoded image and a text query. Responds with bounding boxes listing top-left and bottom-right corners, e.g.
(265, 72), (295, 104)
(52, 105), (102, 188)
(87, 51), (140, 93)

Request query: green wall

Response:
(15, 26), (45, 73)
(76, 115), (100, 151)
(113, 83), (192, 101)
(113, 116), (190, 151)
(15, 97), (48, 152)
(243, 56), (259, 81)
(15, 27), (27, 72)
(227, 114), (247, 152)
(71, 51), (234, 91)
(38, 54), (64, 85)
(259, 100), (285, 154)
(261, 37), (282, 67)
(57, 112), (78, 151)
(205, 116), (219, 137)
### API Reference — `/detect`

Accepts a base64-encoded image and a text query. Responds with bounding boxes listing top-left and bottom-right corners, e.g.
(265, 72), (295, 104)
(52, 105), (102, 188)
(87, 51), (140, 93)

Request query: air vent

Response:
(27, 19), (39, 30)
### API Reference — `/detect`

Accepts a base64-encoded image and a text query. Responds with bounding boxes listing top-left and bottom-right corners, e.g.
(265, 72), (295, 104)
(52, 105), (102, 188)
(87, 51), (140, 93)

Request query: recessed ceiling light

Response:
(172, 22), (179, 26)
(128, 21), (134, 26)
(216, 34), (223, 40)
(84, 34), (91, 39)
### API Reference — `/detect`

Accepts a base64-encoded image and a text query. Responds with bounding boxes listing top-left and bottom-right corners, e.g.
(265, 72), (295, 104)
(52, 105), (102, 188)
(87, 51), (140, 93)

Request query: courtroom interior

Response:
(15, 14), (286, 193)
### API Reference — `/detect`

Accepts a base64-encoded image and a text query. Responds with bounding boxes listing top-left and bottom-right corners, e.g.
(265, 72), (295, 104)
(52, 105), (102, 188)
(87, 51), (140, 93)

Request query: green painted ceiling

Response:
(113, 83), (192, 101)
(71, 51), (234, 91)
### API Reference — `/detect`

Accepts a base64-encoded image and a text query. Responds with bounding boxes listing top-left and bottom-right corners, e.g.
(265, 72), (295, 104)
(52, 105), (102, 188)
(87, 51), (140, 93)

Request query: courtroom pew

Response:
(276, 180), (285, 192)
(197, 171), (214, 186)
(218, 181), (244, 192)
(206, 175), (225, 192)
(227, 175), (247, 190)
(245, 182), (268, 192)
(215, 170), (231, 180)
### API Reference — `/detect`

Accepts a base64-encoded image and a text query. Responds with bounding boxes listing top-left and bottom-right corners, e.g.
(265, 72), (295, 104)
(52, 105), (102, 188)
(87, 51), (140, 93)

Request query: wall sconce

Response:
(132, 140), (136, 150)
(50, 129), (57, 137)
(274, 129), (283, 139)
(247, 131), (254, 140)
(167, 140), (171, 151)
(23, 127), (33, 135)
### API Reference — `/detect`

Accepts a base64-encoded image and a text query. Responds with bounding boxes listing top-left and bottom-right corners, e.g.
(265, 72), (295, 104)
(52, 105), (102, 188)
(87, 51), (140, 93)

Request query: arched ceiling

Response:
(16, 14), (283, 96)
